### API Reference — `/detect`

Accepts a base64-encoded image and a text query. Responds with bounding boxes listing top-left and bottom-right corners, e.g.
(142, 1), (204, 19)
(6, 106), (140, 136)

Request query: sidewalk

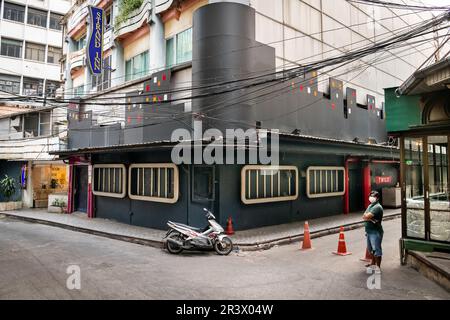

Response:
(0, 208), (400, 251)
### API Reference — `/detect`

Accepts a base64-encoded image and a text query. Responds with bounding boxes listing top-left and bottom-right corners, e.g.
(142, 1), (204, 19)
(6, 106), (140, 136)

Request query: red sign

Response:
(375, 176), (392, 184)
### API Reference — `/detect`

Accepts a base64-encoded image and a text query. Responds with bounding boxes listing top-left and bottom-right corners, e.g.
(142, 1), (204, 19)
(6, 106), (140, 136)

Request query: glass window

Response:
(24, 113), (39, 137)
(45, 80), (60, 98)
(125, 51), (149, 81)
(39, 111), (51, 136)
(166, 37), (175, 67)
(27, 8), (48, 28)
(25, 42), (46, 62)
(241, 165), (298, 204)
(47, 46), (62, 64)
(176, 28), (192, 64)
(92, 55), (111, 91)
(93, 165), (127, 198)
(74, 35), (86, 51)
(427, 136), (450, 242)
(1, 38), (23, 58)
(49, 12), (62, 30)
(9, 115), (23, 138)
(73, 85), (84, 97)
(306, 167), (345, 198)
(3, 2), (25, 23)
(128, 164), (179, 203)
(104, 7), (113, 30)
(0, 74), (20, 94)
(405, 137), (425, 239)
(192, 166), (215, 201)
(23, 77), (43, 96)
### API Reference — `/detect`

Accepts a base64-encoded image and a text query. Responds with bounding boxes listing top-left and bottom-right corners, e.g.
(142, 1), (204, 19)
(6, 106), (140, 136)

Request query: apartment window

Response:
(22, 77), (43, 96)
(306, 166), (345, 198)
(92, 55), (111, 91)
(0, 74), (20, 94)
(128, 164), (179, 203)
(24, 111), (51, 137)
(241, 165), (298, 204)
(25, 42), (45, 62)
(93, 165), (127, 198)
(49, 12), (63, 30)
(3, 2), (25, 23)
(27, 8), (48, 28)
(74, 35), (86, 51)
(166, 28), (192, 67)
(47, 46), (62, 64)
(0, 116), (23, 140)
(1, 38), (23, 58)
(104, 7), (113, 30)
(45, 80), (60, 98)
(73, 85), (84, 97)
(125, 51), (149, 81)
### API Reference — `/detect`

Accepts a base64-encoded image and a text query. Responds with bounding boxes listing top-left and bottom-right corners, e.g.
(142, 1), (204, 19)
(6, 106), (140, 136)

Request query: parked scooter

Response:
(164, 208), (233, 255)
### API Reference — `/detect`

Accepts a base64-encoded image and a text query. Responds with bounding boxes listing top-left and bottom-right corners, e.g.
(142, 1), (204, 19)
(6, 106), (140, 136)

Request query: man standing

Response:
(363, 190), (384, 273)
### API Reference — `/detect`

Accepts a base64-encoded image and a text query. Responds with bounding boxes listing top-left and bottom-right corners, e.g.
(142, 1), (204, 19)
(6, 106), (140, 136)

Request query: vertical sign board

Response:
(87, 6), (104, 74)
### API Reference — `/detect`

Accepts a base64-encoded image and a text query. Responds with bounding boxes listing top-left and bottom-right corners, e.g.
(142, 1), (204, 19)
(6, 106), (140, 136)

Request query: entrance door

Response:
(349, 164), (364, 212)
(74, 166), (88, 213)
(188, 166), (218, 228)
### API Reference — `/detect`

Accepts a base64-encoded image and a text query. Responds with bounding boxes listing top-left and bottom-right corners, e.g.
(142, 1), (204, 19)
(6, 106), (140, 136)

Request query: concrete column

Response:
(111, 42), (125, 88)
(22, 161), (34, 208)
(149, 15), (165, 72)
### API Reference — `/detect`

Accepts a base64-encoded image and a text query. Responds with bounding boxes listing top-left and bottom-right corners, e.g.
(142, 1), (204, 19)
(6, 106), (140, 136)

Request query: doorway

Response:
(348, 163), (364, 212)
(73, 166), (88, 213)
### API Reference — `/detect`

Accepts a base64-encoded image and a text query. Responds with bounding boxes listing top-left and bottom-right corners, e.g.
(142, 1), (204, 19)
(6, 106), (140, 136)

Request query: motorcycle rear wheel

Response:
(166, 232), (184, 254)
(214, 237), (233, 255)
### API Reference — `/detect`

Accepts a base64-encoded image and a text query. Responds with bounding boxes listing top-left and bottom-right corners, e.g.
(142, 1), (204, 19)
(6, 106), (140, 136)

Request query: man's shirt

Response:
(365, 201), (384, 234)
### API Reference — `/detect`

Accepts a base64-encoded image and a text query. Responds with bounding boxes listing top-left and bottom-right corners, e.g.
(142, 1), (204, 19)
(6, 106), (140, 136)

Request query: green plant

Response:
(0, 175), (17, 202)
(114, 0), (144, 29)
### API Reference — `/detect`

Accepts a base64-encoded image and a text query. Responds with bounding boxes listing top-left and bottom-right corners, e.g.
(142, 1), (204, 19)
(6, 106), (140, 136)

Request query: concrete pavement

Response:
(0, 208), (401, 250)
(0, 215), (448, 299)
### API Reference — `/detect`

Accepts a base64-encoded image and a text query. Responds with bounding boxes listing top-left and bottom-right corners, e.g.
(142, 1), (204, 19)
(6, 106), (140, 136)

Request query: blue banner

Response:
(87, 6), (103, 74)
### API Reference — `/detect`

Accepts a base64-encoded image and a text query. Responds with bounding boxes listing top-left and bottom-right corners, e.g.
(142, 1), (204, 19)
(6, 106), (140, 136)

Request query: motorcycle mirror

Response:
(203, 208), (208, 212)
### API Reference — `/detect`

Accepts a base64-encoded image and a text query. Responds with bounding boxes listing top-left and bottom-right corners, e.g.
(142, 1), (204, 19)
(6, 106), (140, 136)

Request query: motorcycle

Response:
(164, 208), (233, 255)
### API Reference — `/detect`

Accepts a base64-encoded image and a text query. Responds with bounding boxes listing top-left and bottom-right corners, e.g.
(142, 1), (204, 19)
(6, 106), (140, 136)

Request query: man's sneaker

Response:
(373, 266), (382, 274)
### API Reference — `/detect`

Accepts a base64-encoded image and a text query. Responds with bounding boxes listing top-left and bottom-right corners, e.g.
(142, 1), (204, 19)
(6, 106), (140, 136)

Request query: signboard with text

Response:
(87, 6), (104, 74)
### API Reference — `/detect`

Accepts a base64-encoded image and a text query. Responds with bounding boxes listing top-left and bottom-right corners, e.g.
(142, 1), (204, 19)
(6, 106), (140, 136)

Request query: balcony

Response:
(69, 48), (85, 71)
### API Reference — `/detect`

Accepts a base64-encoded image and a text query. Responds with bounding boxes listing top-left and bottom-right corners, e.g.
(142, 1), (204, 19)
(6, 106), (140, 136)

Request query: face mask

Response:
(369, 196), (377, 203)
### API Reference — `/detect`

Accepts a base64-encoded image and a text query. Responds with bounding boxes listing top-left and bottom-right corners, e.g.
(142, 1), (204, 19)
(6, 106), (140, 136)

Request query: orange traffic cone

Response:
(332, 226), (352, 256)
(360, 247), (373, 262)
(301, 221), (312, 250)
(225, 217), (235, 235)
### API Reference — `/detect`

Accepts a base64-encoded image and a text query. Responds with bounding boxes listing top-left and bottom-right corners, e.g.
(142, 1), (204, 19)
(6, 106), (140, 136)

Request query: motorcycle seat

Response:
(170, 222), (202, 232)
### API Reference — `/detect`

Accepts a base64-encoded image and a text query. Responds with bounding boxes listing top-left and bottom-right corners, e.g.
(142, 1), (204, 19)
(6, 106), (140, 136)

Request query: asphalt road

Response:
(0, 215), (448, 299)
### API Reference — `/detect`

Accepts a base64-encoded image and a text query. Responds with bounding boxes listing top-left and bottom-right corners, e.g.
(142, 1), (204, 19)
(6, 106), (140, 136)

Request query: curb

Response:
(0, 212), (400, 252)
(235, 213), (401, 251)
(0, 212), (164, 250)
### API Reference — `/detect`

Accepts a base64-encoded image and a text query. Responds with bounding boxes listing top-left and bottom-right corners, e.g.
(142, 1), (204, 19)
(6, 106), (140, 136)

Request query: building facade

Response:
(0, 0), (70, 209)
(55, 0), (446, 230)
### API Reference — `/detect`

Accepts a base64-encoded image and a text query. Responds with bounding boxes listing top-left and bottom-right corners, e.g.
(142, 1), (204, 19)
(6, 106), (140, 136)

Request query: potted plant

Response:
(0, 175), (21, 211)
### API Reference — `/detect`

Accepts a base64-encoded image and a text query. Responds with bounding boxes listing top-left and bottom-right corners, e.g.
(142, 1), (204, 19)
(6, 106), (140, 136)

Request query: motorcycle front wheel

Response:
(214, 237), (233, 255)
(166, 232), (184, 254)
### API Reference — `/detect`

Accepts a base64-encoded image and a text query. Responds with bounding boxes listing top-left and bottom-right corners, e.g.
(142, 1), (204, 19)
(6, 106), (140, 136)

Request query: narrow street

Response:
(0, 215), (448, 299)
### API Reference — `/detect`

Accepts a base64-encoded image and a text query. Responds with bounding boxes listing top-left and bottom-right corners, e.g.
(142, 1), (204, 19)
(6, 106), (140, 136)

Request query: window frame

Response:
(1, 38), (23, 58)
(92, 164), (127, 198)
(49, 12), (63, 30)
(25, 42), (46, 62)
(125, 50), (149, 82)
(128, 163), (179, 204)
(27, 7), (48, 28)
(47, 46), (62, 64)
(241, 165), (299, 204)
(306, 166), (346, 198)
(3, 2), (25, 23)
(165, 27), (192, 67)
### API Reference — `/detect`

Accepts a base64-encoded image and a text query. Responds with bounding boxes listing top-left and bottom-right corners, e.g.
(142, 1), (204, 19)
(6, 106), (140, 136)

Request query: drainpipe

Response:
(67, 161), (74, 214)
